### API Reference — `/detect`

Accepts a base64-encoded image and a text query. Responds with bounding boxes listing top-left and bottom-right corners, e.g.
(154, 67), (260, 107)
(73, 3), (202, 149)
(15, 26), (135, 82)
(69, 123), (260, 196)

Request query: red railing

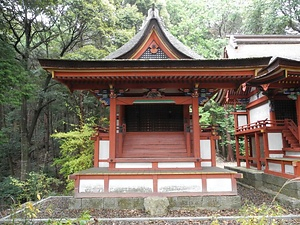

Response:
(285, 119), (299, 141)
(236, 119), (285, 133)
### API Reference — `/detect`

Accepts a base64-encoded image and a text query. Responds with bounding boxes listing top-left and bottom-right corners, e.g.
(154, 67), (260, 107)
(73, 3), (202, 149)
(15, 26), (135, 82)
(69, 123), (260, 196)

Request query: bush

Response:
(0, 172), (61, 206)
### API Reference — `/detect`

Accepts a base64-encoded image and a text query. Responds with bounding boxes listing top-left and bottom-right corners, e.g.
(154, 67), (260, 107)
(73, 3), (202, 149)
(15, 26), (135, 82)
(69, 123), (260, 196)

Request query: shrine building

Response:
(39, 8), (300, 199)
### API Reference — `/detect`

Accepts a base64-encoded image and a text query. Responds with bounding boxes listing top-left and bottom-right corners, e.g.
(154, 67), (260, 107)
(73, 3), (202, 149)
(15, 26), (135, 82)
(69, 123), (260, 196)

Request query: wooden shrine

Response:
(39, 9), (274, 197)
(224, 35), (300, 179)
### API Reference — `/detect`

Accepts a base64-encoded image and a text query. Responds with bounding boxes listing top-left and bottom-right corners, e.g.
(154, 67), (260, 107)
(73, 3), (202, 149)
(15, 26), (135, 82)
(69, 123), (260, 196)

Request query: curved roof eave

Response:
(105, 8), (202, 59)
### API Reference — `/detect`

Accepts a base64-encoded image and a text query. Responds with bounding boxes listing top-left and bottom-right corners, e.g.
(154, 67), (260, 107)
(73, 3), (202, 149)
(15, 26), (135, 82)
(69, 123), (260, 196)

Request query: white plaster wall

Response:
(109, 179), (153, 193)
(238, 115), (248, 127)
(115, 163), (152, 168)
(269, 154), (284, 158)
(251, 137), (256, 158)
(158, 179), (202, 192)
(285, 165), (294, 175)
(200, 140), (211, 159)
(268, 162), (282, 172)
(249, 102), (270, 123)
(268, 133), (283, 150)
(249, 91), (264, 103)
(285, 151), (300, 157)
(158, 162), (195, 168)
(99, 140), (109, 159)
(207, 178), (232, 192)
(201, 162), (212, 167)
(99, 162), (109, 167)
(79, 179), (104, 193)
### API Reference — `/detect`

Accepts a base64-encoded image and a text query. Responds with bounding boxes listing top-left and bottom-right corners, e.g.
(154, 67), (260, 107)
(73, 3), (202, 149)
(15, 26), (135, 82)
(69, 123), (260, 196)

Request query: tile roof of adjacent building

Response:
(225, 35), (300, 61)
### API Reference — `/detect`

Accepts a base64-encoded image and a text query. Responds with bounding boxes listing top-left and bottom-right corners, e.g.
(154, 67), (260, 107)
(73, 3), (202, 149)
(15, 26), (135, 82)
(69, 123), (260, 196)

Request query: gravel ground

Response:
(1, 184), (300, 225)
(1, 160), (299, 224)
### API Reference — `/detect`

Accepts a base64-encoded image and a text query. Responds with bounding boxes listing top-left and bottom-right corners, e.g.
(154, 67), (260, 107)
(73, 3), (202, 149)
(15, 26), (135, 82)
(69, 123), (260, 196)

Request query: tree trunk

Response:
(226, 129), (234, 161)
(20, 96), (29, 181)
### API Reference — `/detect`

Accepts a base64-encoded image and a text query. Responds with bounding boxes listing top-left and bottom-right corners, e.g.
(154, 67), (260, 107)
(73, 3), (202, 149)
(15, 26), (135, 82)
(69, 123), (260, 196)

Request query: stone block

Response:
(117, 198), (144, 210)
(81, 198), (104, 209)
(168, 196), (191, 209)
(144, 196), (169, 216)
(68, 198), (82, 210)
(103, 197), (119, 209)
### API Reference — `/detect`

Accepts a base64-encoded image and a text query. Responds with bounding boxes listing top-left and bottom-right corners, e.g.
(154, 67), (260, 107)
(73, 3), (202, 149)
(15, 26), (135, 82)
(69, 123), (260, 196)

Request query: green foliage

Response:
(23, 172), (62, 201)
(0, 172), (61, 205)
(238, 201), (286, 225)
(242, 0), (288, 34)
(0, 39), (25, 105)
(45, 210), (92, 225)
(166, 0), (244, 58)
(52, 122), (95, 191)
(200, 99), (236, 158)
(63, 45), (107, 60)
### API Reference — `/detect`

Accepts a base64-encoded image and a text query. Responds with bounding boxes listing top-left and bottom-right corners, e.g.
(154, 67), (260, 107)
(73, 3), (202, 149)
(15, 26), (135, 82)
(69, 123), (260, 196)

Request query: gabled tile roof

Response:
(105, 8), (202, 59)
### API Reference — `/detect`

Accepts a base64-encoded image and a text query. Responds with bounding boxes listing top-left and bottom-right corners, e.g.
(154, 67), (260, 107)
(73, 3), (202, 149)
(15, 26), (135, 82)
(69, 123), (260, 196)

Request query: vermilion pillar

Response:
(192, 96), (201, 168)
(109, 96), (117, 169)
(297, 96), (300, 143)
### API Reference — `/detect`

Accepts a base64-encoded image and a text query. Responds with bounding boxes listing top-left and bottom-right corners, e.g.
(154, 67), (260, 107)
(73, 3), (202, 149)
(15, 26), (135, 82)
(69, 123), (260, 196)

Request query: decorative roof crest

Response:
(141, 5), (160, 29)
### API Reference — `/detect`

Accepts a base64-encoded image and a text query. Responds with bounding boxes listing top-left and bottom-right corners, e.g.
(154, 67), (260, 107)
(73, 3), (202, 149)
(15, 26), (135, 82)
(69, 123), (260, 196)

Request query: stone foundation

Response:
(67, 195), (241, 211)
(225, 166), (300, 208)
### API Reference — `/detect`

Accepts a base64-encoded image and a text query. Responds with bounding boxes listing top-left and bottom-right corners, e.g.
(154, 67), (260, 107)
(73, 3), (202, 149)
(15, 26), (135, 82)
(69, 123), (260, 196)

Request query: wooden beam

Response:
(116, 96), (193, 105)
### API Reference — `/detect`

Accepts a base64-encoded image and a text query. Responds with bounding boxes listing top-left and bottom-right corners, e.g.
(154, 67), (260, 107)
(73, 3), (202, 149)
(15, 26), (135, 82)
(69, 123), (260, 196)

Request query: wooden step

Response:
(121, 132), (188, 158)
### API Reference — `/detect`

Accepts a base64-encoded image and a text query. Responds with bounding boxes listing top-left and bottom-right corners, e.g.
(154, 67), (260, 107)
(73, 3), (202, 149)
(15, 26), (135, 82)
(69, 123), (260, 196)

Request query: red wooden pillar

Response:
(297, 96), (300, 144)
(255, 132), (261, 170)
(183, 105), (191, 156)
(192, 96), (201, 168)
(93, 135), (100, 168)
(109, 95), (117, 169)
(244, 135), (250, 168)
(235, 135), (241, 167)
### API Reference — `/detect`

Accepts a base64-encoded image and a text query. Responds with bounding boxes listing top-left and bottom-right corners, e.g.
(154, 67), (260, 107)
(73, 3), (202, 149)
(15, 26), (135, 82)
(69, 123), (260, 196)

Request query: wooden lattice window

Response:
(139, 47), (169, 59)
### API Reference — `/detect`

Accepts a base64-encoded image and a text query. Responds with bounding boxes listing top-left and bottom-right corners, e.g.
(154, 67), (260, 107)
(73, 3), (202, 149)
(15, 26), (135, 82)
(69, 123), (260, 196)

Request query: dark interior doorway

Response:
(274, 100), (297, 124)
(125, 104), (184, 132)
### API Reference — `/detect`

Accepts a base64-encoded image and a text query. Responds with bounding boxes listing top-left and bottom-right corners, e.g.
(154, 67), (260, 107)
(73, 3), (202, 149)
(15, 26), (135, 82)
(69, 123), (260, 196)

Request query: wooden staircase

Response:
(121, 132), (188, 158)
(283, 129), (300, 149)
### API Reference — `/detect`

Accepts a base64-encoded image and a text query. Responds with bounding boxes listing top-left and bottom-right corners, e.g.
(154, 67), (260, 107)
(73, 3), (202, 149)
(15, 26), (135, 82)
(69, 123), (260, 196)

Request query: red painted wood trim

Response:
(104, 175), (109, 192)
(153, 175), (158, 192)
(255, 133), (261, 170)
(116, 96), (193, 105)
(74, 176), (80, 197)
(263, 132), (269, 158)
(94, 136), (100, 168)
(192, 97), (201, 169)
(244, 135), (250, 168)
(210, 136), (216, 167)
(109, 97), (117, 169)
(55, 70), (255, 77)
(235, 136), (241, 167)
(297, 96), (300, 143)
(246, 95), (268, 109)
(132, 30), (178, 59)
(202, 174), (207, 192)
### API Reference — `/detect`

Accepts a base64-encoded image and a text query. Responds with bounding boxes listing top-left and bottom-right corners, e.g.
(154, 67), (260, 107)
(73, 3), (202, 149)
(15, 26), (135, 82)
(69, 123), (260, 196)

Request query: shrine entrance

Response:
(120, 104), (187, 158)
(274, 100), (297, 124)
(124, 104), (184, 132)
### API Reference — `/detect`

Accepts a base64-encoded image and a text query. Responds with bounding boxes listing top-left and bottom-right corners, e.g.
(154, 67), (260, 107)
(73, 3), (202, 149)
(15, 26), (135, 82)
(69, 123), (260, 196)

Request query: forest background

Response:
(0, 0), (300, 203)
